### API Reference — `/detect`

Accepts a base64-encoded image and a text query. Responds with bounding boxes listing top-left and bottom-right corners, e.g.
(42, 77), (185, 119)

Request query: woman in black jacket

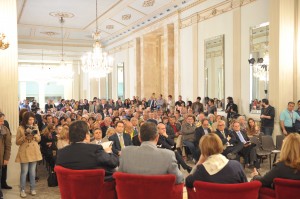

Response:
(252, 133), (300, 188)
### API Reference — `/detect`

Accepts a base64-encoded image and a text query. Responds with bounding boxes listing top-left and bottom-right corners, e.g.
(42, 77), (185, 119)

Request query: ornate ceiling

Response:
(17, 0), (197, 62)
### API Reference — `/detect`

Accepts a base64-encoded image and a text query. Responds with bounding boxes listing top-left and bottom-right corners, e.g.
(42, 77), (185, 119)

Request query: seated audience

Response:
(246, 118), (260, 137)
(91, 128), (103, 145)
(157, 123), (192, 173)
(118, 122), (184, 184)
(56, 121), (119, 179)
(185, 133), (247, 188)
(109, 121), (132, 156)
(102, 127), (115, 142)
(231, 121), (259, 168)
(252, 133), (300, 188)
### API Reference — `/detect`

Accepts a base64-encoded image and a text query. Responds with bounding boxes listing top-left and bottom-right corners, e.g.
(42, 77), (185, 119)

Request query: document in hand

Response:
(100, 141), (113, 149)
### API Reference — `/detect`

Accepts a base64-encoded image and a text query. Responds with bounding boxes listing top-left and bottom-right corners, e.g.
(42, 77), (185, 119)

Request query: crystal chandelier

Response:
(81, 0), (113, 78)
(250, 55), (269, 81)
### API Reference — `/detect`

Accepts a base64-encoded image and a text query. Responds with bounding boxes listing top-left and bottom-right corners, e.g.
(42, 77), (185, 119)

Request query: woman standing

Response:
(15, 112), (42, 198)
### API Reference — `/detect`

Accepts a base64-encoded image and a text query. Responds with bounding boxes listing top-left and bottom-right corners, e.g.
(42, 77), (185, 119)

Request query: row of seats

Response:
(54, 166), (300, 199)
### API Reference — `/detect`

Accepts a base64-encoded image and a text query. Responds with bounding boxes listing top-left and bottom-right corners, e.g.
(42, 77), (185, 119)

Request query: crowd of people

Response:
(1, 94), (300, 198)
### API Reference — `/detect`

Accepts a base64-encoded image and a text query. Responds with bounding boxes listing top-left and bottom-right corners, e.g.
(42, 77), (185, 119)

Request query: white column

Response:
(269, 0), (297, 137)
(0, 0), (20, 186)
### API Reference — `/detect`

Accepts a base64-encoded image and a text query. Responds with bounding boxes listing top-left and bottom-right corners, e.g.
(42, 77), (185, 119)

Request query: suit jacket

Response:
(194, 126), (211, 147)
(109, 133), (132, 155)
(157, 134), (175, 150)
(56, 143), (119, 177)
(215, 129), (236, 145)
(118, 141), (184, 184)
(232, 130), (250, 143)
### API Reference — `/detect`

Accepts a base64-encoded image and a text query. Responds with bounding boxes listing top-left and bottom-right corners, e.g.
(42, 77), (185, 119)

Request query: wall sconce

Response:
(0, 33), (9, 50)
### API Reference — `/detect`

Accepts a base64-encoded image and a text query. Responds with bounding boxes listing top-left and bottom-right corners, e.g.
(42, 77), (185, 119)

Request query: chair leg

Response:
(269, 154), (272, 170)
(273, 153), (277, 164)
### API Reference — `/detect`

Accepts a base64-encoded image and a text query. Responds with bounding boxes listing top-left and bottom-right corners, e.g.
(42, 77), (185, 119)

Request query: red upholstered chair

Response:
(187, 181), (262, 199)
(259, 187), (275, 199)
(54, 165), (117, 199)
(274, 178), (300, 199)
(113, 172), (184, 199)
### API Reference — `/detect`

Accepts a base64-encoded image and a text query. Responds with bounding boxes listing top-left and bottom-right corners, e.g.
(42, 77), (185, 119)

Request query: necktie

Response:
(221, 131), (225, 138)
(119, 134), (125, 148)
(237, 131), (246, 143)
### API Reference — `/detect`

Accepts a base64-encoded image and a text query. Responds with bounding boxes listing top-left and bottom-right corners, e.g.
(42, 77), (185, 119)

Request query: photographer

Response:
(15, 112), (42, 198)
(225, 97), (238, 127)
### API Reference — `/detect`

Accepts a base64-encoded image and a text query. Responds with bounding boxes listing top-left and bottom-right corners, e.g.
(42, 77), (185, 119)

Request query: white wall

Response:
(198, 11), (233, 99)
(180, 25), (194, 101)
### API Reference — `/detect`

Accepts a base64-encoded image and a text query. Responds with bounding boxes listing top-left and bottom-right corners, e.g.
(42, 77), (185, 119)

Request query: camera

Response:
(25, 125), (38, 136)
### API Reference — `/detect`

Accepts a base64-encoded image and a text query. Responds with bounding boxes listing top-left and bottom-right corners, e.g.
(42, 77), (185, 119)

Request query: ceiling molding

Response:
(180, 0), (256, 29)
(82, 0), (122, 30)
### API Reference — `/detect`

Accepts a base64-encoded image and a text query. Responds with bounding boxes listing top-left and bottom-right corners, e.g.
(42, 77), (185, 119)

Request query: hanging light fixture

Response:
(53, 16), (74, 80)
(81, 0), (113, 78)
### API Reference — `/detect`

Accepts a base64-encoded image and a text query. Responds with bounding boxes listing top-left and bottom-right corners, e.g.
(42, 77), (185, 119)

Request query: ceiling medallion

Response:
(40, 31), (59, 37)
(143, 0), (155, 7)
(122, 14), (131, 20)
(106, 25), (114, 29)
(49, 12), (75, 18)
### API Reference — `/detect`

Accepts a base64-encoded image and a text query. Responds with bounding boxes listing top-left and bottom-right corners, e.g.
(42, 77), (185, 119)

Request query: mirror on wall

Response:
(117, 62), (124, 100)
(204, 35), (225, 109)
(249, 23), (269, 113)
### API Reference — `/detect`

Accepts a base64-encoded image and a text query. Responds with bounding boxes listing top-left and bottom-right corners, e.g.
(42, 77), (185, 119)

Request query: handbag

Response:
(47, 171), (58, 187)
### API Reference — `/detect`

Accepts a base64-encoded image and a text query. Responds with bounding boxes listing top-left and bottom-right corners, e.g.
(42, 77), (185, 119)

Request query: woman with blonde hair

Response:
(102, 127), (116, 142)
(252, 133), (300, 188)
(185, 133), (247, 188)
(56, 125), (69, 149)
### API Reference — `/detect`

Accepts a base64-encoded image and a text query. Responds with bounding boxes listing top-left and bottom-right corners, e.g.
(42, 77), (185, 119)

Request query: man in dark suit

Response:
(157, 123), (192, 173)
(109, 121), (132, 156)
(215, 120), (243, 160)
(231, 121), (259, 168)
(194, 119), (211, 147)
(193, 119), (211, 161)
(56, 121), (119, 179)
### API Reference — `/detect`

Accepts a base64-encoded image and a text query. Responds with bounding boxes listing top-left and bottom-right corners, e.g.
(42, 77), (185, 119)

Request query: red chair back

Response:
(274, 178), (300, 199)
(113, 172), (183, 199)
(191, 181), (262, 199)
(55, 165), (115, 199)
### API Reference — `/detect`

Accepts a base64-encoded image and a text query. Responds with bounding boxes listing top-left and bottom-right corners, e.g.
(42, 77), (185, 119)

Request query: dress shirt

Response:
(236, 131), (246, 143)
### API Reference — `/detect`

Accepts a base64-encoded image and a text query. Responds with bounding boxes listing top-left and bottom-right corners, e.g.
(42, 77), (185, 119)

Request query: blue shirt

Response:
(279, 109), (300, 127)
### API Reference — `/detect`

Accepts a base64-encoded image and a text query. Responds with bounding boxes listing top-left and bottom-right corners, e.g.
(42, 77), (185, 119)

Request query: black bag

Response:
(47, 171), (58, 187)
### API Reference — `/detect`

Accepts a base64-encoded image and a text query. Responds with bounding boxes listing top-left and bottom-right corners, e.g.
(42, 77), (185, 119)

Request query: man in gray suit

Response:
(118, 122), (184, 184)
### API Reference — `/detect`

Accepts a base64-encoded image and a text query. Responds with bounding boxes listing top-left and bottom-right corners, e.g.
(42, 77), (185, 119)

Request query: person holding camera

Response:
(225, 97), (238, 127)
(15, 112), (42, 198)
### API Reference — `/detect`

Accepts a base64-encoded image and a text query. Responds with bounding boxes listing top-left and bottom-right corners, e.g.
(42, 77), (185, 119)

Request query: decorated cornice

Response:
(108, 40), (134, 54)
(180, 0), (256, 29)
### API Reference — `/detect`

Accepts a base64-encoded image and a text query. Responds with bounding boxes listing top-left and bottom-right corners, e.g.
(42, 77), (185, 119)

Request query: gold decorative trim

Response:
(106, 25), (114, 29)
(40, 31), (59, 37)
(122, 14), (132, 20)
(143, 0), (155, 7)
(180, 0), (256, 29)
(49, 12), (75, 18)
(107, 41), (134, 54)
